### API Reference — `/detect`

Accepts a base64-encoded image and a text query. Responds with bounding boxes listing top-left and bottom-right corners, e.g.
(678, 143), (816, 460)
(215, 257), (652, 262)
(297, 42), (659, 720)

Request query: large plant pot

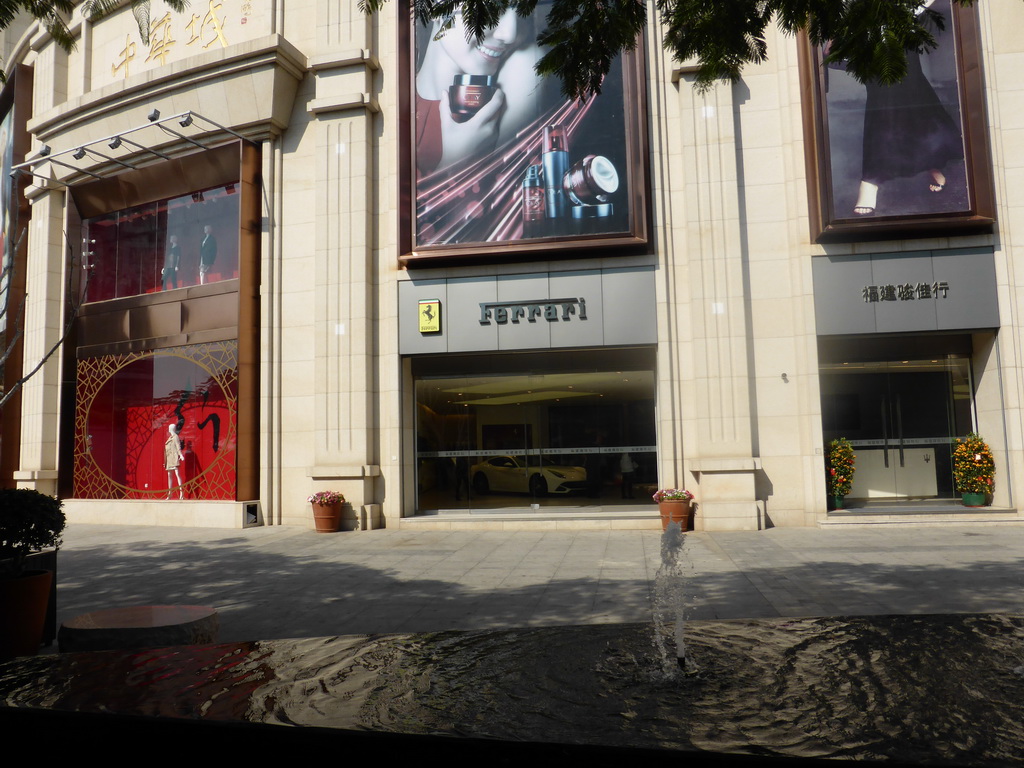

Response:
(0, 569), (53, 661)
(658, 500), (692, 531)
(830, 495), (846, 510)
(961, 492), (987, 508)
(312, 502), (342, 533)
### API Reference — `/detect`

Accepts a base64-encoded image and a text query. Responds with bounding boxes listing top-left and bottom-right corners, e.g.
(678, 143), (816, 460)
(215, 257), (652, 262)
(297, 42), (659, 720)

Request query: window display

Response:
(73, 342), (238, 500)
(82, 183), (240, 303)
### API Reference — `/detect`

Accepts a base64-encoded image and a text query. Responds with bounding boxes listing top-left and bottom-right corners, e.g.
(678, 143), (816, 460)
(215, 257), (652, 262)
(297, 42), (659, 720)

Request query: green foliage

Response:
(952, 433), (995, 495)
(825, 437), (855, 498)
(0, 488), (65, 577)
(361, 0), (981, 97)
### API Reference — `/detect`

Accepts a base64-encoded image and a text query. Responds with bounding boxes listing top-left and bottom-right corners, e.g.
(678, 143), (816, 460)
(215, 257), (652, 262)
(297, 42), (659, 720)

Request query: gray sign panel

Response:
(399, 267), (656, 355)
(812, 247), (998, 336)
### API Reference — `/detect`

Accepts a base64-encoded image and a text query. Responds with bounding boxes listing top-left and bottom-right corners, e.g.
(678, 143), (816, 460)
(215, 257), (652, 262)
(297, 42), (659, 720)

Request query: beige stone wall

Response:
(8, 3), (1024, 529)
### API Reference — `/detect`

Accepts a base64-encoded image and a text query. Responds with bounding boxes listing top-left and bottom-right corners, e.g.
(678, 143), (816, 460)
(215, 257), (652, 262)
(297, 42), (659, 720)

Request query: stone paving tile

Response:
(50, 522), (1024, 644)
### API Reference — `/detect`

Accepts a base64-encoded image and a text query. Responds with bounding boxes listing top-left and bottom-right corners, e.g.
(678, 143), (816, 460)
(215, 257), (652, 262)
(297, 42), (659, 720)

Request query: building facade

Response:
(2, 1), (1023, 531)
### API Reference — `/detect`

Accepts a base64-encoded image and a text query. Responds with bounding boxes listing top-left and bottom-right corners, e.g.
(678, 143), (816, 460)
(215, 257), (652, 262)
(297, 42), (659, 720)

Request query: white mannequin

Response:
(164, 423), (185, 499)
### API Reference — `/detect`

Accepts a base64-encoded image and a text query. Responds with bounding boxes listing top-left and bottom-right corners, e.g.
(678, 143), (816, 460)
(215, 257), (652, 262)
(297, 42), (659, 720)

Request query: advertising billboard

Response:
(801, 0), (994, 240)
(401, 2), (648, 263)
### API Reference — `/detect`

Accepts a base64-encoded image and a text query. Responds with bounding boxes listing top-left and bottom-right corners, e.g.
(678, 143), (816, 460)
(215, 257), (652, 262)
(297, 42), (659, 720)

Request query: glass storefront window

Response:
(414, 357), (657, 511)
(83, 183), (240, 303)
(73, 341), (238, 500)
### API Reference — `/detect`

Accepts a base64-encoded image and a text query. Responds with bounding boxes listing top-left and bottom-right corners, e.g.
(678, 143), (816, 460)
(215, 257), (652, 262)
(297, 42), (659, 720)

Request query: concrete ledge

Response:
(396, 511), (662, 531)
(821, 512), (1024, 527)
(63, 499), (262, 529)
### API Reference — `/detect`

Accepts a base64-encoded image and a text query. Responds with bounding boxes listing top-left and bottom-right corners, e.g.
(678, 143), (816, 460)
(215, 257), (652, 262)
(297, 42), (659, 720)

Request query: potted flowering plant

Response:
(652, 488), (694, 531)
(952, 433), (994, 507)
(825, 438), (855, 510)
(307, 490), (346, 533)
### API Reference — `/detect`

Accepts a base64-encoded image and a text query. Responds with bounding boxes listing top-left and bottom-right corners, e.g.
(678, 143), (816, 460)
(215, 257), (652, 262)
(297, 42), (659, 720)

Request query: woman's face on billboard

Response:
(435, 10), (524, 76)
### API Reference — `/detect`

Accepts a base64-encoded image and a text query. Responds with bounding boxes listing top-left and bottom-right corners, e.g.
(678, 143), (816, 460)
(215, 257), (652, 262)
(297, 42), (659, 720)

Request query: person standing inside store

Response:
(199, 224), (217, 285)
(619, 451), (637, 499)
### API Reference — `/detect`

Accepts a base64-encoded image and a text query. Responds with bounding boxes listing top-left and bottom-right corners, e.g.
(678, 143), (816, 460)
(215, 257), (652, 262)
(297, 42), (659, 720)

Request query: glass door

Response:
(821, 357), (973, 500)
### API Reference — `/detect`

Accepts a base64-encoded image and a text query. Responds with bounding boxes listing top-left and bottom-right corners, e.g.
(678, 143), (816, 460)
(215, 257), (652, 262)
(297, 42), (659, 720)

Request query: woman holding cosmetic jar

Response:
(415, 9), (543, 175)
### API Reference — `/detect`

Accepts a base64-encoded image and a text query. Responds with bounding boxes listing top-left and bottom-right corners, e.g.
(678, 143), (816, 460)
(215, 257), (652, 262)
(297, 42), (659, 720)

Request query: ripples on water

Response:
(2, 614), (1022, 764)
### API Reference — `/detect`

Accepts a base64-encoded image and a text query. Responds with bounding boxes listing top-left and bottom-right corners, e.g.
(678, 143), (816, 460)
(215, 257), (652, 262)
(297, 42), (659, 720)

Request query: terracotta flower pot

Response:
(0, 569), (53, 661)
(311, 502), (342, 533)
(658, 499), (692, 531)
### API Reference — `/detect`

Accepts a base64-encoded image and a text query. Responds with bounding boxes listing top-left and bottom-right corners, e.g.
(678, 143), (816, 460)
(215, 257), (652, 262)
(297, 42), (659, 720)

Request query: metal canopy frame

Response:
(11, 110), (249, 186)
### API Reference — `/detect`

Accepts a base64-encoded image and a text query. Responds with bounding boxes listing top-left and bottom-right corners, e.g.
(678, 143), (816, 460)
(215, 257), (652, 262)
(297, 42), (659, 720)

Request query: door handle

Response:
(881, 399), (889, 468)
(896, 396), (905, 468)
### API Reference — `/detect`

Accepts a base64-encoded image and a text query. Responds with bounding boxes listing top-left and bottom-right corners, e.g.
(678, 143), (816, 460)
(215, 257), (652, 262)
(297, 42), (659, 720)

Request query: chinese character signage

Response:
(97, 1), (266, 88)
(862, 281), (949, 303)
(401, 1), (649, 263)
(800, 0), (994, 241)
(811, 248), (998, 336)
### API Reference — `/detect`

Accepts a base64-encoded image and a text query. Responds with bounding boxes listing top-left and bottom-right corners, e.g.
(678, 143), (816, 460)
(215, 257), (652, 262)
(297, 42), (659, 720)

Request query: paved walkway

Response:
(53, 523), (1024, 644)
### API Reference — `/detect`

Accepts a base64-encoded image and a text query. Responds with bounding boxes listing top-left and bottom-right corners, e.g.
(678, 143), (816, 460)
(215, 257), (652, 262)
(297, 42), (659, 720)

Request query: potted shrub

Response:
(0, 488), (66, 660)
(952, 433), (994, 507)
(825, 438), (856, 510)
(308, 490), (345, 533)
(652, 488), (694, 531)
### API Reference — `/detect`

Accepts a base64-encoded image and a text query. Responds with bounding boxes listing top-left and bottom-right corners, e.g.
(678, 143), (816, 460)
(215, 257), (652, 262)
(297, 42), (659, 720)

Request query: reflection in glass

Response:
(83, 183), (240, 303)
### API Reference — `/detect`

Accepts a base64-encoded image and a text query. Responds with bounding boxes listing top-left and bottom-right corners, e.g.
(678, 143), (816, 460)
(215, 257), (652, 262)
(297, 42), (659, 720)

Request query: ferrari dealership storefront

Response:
(400, 268), (658, 513)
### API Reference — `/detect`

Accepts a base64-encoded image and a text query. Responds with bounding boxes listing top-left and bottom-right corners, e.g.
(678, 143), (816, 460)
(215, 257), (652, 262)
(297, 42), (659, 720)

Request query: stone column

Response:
(305, 1), (381, 529)
(13, 187), (66, 495)
(674, 70), (762, 530)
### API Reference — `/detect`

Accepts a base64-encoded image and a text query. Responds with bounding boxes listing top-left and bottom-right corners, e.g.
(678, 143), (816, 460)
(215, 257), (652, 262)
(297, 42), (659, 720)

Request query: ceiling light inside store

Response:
(456, 390), (595, 406)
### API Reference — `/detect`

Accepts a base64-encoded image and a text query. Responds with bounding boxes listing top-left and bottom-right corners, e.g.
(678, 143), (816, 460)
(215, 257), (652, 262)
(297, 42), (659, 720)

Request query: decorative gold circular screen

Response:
(73, 341), (238, 500)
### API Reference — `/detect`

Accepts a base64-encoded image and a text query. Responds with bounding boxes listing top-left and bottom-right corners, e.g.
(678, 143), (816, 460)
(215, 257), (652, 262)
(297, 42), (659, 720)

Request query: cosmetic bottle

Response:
(449, 75), (496, 123)
(542, 125), (569, 222)
(563, 155), (619, 206)
(522, 165), (544, 239)
(571, 202), (614, 235)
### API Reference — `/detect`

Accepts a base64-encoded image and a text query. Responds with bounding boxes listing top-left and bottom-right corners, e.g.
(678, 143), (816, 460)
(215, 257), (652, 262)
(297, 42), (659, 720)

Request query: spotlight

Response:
(38, 145), (51, 157)
(73, 147), (87, 160)
(147, 108), (161, 122)
(179, 113), (193, 128)
(108, 136), (122, 150)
